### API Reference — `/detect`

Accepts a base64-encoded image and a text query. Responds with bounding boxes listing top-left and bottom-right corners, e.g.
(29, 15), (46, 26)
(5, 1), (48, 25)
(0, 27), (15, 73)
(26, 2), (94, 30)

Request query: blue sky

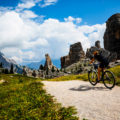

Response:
(0, 0), (120, 24)
(0, 0), (119, 64)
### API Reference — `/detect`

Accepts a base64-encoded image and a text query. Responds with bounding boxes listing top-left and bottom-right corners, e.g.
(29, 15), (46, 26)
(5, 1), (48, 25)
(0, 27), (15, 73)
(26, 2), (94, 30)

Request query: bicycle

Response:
(88, 63), (116, 89)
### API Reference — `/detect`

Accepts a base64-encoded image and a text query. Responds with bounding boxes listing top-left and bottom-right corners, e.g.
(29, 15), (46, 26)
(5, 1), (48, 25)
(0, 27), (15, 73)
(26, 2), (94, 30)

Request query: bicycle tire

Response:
(88, 70), (98, 86)
(103, 70), (116, 89)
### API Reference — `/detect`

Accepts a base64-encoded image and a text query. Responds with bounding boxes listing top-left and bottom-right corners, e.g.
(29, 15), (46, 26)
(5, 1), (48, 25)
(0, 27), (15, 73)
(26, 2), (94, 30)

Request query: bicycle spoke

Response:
(103, 71), (116, 89)
(88, 70), (97, 86)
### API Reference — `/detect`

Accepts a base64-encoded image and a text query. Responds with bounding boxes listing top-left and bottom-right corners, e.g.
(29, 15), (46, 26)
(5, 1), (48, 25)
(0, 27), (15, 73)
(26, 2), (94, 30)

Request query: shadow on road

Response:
(70, 85), (108, 91)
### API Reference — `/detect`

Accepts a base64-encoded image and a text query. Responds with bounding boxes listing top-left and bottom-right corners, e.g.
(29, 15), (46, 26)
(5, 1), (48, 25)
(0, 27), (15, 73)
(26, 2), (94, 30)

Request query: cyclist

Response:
(90, 50), (109, 81)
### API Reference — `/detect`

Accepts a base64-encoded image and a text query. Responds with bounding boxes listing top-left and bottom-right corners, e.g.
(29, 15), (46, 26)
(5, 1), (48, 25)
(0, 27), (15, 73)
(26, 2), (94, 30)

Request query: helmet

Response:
(89, 47), (99, 54)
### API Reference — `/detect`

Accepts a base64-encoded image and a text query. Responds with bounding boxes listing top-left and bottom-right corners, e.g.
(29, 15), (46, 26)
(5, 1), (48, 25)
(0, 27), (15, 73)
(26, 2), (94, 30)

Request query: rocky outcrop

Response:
(61, 42), (85, 68)
(86, 41), (101, 59)
(61, 59), (90, 74)
(23, 54), (65, 78)
(61, 55), (70, 68)
(104, 13), (120, 59)
(95, 40), (101, 48)
(44, 54), (53, 70)
(23, 66), (33, 77)
(44, 53), (58, 71)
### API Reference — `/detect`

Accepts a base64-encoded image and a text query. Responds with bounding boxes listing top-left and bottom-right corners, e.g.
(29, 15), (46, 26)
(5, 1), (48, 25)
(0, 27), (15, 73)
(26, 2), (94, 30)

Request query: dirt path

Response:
(42, 80), (120, 120)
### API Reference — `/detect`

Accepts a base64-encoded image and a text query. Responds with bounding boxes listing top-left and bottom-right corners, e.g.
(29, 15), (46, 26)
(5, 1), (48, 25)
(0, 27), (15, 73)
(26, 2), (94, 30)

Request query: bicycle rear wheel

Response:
(88, 70), (98, 86)
(103, 71), (116, 89)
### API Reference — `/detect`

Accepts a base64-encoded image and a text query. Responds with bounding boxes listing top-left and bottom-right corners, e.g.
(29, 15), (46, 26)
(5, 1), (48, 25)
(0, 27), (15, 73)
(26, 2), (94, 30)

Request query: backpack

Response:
(99, 48), (117, 62)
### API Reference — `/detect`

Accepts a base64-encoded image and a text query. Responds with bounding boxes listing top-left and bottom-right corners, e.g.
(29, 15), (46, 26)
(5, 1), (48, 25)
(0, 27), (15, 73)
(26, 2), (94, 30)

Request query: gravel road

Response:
(42, 80), (120, 120)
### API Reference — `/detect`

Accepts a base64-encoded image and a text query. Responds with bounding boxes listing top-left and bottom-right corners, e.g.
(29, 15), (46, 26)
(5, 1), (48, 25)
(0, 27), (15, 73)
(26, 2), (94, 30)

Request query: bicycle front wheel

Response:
(88, 70), (98, 86)
(103, 71), (116, 89)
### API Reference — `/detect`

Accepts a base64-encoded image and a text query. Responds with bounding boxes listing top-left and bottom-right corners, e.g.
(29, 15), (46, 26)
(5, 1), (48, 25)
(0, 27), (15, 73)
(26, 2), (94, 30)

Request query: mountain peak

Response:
(0, 51), (4, 56)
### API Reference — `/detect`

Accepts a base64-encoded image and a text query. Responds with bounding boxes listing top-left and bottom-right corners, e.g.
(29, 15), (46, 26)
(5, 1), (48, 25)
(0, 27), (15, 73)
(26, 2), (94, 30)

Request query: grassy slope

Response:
(47, 65), (120, 86)
(0, 74), (78, 120)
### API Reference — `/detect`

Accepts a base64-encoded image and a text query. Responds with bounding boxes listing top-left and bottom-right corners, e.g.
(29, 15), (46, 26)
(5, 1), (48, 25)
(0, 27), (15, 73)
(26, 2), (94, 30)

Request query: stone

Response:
(104, 13), (120, 59)
(61, 42), (85, 68)
(23, 66), (33, 77)
(95, 40), (101, 48)
(44, 54), (53, 70)
(44, 53), (58, 71)
(61, 55), (70, 68)
(86, 46), (100, 59)
(32, 70), (37, 78)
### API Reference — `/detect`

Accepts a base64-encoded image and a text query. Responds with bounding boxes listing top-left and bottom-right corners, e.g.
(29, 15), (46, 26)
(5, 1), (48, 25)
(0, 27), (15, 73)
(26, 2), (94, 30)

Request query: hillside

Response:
(0, 74), (78, 120)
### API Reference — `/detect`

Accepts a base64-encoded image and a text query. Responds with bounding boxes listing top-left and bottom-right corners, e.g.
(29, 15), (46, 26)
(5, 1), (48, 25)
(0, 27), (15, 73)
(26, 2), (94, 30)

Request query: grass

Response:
(47, 65), (120, 86)
(0, 74), (78, 120)
(109, 65), (120, 86)
(46, 74), (88, 82)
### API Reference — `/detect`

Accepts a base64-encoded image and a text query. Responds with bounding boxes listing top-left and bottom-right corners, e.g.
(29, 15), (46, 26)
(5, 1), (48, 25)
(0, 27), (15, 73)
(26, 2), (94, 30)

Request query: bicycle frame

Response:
(90, 64), (105, 83)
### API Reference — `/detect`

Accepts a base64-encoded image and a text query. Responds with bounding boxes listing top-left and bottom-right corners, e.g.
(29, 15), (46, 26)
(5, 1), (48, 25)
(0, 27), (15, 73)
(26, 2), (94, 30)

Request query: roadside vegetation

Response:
(109, 65), (120, 86)
(0, 74), (78, 120)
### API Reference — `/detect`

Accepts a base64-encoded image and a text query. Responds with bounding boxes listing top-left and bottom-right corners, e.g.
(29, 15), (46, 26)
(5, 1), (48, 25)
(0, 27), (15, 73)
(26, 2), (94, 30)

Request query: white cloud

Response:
(16, 0), (43, 11)
(17, 1), (35, 9)
(40, 0), (58, 7)
(78, 24), (106, 47)
(0, 11), (106, 64)
(64, 16), (82, 24)
(20, 10), (38, 19)
(16, 0), (58, 11)
(76, 18), (82, 24)
(0, 7), (13, 15)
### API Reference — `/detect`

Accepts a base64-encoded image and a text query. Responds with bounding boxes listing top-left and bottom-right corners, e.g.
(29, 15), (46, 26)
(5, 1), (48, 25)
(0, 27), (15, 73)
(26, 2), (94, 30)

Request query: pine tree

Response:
(10, 64), (14, 74)
(39, 64), (44, 70)
(0, 62), (3, 68)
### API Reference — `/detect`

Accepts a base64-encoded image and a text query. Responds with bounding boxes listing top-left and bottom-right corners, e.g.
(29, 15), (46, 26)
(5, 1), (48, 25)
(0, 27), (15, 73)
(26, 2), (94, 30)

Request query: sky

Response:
(0, 0), (120, 64)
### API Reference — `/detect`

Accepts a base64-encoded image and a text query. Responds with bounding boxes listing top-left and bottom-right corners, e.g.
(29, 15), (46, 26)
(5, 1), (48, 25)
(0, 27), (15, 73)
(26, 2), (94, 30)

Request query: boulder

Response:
(61, 42), (85, 68)
(104, 13), (120, 59)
